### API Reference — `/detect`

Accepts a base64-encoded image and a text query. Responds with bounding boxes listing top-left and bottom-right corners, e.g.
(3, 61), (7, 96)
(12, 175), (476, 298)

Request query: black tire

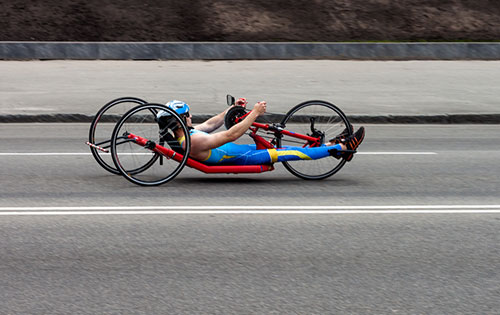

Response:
(277, 100), (353, 180)
(88, 97), (149, 175)
(111, 103), (190, 186)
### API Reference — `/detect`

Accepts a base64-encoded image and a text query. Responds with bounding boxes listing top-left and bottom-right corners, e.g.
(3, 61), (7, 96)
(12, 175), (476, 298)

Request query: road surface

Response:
(1, 123), (499, 314)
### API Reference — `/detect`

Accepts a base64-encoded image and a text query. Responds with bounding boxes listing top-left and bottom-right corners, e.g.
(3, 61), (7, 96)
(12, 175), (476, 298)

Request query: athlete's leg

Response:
(215, 143), (342, 165)
(212, 127), (364, 165)
(271, 144), (342, 162)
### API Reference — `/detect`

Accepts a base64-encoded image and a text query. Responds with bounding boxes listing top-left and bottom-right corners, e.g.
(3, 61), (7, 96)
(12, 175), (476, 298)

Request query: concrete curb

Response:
(1, 42), (500, 60)
(1, 114), (499, 124)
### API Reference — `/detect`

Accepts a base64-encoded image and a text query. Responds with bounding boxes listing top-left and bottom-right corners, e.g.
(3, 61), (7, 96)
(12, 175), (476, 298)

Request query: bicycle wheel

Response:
(111, 103), (190, 186)
(277, 100), (353, 180)
(88, 97), (148, 175)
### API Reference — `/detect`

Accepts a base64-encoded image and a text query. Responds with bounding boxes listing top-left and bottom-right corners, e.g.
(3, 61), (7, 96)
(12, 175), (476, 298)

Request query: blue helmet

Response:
(157, 100), (190, 119)
(166, 100), (190, 116)
(157, 100), (190, 131)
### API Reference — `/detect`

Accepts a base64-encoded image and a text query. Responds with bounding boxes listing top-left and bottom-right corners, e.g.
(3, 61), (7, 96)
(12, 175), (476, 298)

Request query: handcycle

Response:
(87, 95), (355, 186)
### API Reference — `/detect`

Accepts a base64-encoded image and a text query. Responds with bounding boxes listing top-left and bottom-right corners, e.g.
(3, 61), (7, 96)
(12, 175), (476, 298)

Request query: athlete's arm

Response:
(194, 110), (227, 133)
(195, 98), (248, 133)
(190, 101), (266, 155)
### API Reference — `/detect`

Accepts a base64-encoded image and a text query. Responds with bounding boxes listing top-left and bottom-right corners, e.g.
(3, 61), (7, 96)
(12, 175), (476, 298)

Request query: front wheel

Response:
(277, 100), (353, 180)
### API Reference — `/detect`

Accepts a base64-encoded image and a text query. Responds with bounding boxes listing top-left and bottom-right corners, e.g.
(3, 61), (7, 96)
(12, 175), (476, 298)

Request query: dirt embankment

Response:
(1, 0), (499, 41)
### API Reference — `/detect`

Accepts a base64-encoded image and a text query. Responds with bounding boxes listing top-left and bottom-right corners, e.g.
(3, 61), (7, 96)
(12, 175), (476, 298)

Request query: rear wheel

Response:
(277, 100), (353, 180)
(88, 97), (148, 174)
(111, 103), (190, 186)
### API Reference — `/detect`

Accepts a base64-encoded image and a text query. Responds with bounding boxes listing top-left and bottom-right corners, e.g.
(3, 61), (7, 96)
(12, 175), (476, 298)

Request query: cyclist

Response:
(158, 99), (365, 165)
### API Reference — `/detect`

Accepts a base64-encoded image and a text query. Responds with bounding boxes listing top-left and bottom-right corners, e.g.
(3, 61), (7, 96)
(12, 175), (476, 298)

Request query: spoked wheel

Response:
(88, 97), (148, 174)
(277, 100), (353, 180)
(111, 103), (190, 186)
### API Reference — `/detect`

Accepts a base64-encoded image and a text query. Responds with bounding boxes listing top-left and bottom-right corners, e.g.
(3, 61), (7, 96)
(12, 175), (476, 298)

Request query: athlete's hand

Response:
(235, 97), (248, 108)
(253, 101), (267, 116)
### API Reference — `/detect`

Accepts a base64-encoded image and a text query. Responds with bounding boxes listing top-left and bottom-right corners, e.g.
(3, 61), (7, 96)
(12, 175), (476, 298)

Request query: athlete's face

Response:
(185, 113), (192, 127)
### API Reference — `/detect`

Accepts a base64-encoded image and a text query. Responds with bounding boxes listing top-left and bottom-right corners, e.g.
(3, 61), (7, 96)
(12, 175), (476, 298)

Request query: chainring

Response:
(224, 106), (248, 129)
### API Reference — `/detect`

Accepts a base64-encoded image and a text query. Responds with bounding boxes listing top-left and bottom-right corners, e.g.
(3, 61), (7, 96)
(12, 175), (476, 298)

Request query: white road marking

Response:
(0, 205), (499, 216)
(1, 205), (499, 210)
(357, 152), (437, 155)
(0, 152), (437, 156)
(0, 152), (152, 156)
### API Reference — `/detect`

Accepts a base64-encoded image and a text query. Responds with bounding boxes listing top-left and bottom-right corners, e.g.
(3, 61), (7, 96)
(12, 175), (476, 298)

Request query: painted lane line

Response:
(0, 152), (152, 156)
(0, 152), (437, 156)
(1, 205), (499, 211)
(1, 209), (500, 216)
(357, 152), (437, 155)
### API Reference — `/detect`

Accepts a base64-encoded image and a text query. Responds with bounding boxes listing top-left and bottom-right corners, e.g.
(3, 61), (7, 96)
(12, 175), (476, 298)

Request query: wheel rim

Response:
(89, 97), (148, 174)
(111, 103), (190, 186)
(278, 101), (352, 180)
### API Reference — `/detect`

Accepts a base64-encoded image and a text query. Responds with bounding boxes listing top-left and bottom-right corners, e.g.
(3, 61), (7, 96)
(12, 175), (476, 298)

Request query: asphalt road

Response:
(1, 123), (500, 314)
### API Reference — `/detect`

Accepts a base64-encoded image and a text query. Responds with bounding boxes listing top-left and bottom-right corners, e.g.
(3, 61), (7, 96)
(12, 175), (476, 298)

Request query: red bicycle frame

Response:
(237, 111), (322, 149)
(128, 132), (274, 173)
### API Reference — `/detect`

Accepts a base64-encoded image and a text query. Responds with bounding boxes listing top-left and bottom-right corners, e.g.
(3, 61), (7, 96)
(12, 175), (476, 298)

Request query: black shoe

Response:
(329, 122), (354, 144)
(342, 126), (365, 161)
